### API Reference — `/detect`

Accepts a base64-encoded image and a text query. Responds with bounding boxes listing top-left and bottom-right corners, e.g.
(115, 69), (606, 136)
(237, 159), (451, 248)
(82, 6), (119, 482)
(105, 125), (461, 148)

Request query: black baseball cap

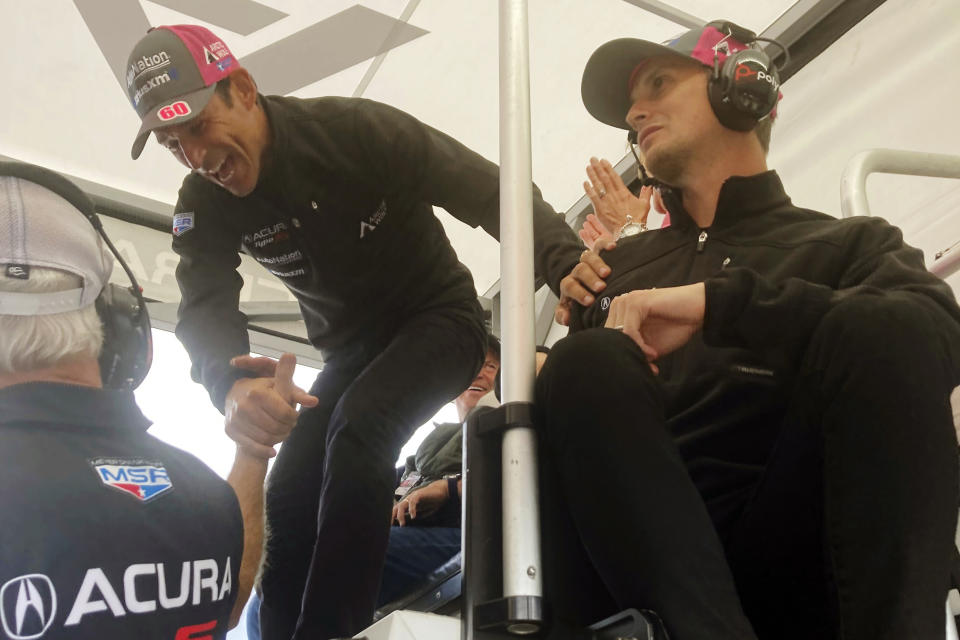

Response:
(582, 21), (752, 129)
(125, 25), (239, 159)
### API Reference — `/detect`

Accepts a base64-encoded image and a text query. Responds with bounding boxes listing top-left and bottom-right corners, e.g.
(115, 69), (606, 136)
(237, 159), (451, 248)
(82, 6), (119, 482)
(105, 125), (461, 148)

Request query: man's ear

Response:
(230, 68), (259, 110)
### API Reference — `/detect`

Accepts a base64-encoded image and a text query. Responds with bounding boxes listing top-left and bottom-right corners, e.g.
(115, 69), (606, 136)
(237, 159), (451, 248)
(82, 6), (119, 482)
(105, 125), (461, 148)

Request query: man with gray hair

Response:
(0, 162), (307, 639)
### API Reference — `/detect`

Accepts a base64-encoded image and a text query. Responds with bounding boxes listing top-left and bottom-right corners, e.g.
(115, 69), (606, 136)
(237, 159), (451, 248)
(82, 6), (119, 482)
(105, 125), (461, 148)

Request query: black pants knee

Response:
(727, 295), (959, 640)
(536, 328), (756, 639)
(259, 305), (485, 640)
(536, 294), (958, 640)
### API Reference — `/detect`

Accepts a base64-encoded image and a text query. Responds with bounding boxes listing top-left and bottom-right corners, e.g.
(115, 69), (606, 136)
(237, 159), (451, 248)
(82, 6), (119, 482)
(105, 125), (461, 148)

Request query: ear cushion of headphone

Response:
(708, 49), (779, 132)
(96, 284), (153, 390)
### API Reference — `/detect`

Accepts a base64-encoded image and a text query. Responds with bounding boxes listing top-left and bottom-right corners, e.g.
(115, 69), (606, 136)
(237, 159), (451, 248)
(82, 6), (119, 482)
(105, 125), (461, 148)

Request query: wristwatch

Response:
(444, 473), (462, 499)
(615, 214), (647, 240)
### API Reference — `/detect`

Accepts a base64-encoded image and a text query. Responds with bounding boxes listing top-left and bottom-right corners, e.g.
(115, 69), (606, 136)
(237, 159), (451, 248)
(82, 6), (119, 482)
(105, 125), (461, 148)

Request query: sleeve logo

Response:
(173, 212), (195, 236)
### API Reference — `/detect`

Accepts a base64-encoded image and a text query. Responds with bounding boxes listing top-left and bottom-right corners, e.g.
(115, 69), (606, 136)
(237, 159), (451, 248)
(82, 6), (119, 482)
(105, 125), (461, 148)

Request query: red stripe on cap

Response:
(161, 24), (237, 87)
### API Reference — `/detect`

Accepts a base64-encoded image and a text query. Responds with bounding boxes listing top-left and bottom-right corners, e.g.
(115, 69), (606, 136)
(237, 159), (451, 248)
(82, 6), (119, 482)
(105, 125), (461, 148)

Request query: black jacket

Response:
(575, 171), (960, 496)
(0, 383), (242, 639)
(172, 95), (581, 411)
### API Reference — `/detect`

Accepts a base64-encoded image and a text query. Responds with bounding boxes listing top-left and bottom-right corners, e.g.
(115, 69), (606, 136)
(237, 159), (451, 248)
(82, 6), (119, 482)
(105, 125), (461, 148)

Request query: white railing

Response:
(840, 148), (960, 279)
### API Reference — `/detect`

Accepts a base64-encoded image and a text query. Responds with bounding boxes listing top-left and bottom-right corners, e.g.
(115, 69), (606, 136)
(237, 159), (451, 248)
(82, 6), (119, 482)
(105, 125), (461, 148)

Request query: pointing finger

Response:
(274, 353), (297, 400)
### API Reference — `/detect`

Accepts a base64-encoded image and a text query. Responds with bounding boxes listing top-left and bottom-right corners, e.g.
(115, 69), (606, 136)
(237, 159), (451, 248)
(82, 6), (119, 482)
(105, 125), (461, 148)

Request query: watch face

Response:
(617, 221), (646, 239)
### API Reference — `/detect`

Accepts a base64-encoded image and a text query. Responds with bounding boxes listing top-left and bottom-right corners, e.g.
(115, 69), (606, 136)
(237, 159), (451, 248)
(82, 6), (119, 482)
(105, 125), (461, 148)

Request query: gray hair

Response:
(0, 267), (103, 374)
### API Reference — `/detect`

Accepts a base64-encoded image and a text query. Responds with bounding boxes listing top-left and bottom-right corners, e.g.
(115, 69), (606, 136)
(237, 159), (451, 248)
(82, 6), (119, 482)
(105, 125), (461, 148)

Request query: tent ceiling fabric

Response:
(2, 0), (796, 295)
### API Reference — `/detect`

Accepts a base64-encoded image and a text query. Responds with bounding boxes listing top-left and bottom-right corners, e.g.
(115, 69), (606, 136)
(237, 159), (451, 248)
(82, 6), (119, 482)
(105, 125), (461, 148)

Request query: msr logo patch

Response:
(91, 458), (173, 502)
(173, 212), (194, 236)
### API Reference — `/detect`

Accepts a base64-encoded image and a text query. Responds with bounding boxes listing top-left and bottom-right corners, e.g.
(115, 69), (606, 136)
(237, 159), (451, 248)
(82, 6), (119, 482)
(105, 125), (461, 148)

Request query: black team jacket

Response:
(171, 95), (582, 411)
(0, 383), (242, 639)
(573, 171), (960, 513)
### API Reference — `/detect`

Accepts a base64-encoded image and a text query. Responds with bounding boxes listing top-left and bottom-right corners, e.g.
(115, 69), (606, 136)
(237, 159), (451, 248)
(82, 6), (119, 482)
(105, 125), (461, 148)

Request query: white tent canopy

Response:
(1, 1), (807, 303)
(5, 0), (959, 352)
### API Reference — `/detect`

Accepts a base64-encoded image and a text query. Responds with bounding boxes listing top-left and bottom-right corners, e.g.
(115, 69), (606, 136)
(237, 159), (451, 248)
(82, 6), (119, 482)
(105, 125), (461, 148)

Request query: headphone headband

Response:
(0, 161), (153, 389)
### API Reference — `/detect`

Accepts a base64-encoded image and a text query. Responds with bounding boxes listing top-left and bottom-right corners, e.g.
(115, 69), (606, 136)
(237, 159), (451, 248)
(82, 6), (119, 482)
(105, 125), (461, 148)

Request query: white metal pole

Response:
(498, 0), (543, 604)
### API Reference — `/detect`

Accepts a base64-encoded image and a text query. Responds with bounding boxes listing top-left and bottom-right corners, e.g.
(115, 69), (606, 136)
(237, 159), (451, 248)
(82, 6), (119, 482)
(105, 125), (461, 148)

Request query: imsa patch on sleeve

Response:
(172, 212), (194, 236)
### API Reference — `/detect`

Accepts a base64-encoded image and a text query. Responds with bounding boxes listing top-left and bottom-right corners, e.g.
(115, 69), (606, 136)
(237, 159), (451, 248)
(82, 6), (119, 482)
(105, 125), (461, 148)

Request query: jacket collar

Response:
(253, 95), (291, 197)
(661, 170), (792, 231)
(0, 382), (152, 433)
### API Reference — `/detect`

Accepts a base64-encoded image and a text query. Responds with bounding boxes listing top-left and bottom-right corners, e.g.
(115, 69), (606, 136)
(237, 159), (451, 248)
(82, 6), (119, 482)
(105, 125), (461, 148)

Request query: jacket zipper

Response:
(696, 230), (708, 252)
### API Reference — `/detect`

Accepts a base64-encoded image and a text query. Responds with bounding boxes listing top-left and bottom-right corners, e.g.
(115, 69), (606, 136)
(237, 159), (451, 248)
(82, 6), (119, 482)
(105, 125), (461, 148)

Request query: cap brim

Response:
(581, 38), (691, 130)
(130, 84), (217, 159)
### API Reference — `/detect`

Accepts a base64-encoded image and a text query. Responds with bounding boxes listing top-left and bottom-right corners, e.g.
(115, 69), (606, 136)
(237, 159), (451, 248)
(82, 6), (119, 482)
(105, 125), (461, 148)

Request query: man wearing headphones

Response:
(0, 163), (300, 639)
(121, 24), (581, 640)
(541, 21), (960, 639)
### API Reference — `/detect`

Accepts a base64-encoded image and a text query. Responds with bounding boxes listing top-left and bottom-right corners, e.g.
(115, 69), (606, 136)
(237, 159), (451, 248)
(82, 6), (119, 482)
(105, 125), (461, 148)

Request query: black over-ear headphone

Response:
(625, 22), (790, 185)
(0, 161), (153, 390)
(706, 21), (787, 132)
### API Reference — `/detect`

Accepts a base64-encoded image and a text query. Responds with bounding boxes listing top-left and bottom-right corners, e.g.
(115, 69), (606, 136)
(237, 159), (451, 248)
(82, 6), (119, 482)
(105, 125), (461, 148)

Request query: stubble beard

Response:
(643, 142), (692, 187)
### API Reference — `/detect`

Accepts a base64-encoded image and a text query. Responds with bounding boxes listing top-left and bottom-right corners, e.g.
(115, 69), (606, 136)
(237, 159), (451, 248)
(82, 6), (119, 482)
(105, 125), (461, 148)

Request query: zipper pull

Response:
(697, 230), (708, 252)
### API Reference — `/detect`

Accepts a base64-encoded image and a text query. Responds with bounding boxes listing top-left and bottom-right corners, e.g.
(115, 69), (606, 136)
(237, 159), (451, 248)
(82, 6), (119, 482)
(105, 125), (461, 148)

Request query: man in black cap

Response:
(0, 162), (305, 639)
(541, 20), (960, 640)
(121, 24), (581, 640)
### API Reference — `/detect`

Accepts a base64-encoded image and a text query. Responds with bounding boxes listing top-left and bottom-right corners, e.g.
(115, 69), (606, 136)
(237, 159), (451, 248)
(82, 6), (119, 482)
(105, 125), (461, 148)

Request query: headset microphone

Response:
(626, 130), (660, 188)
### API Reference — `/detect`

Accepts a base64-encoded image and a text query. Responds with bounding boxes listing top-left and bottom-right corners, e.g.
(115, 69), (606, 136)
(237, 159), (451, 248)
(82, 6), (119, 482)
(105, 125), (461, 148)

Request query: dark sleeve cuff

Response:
(703, 267), (834, 358)
(208, 365), (261, 415)
(703, 269), (755, 348)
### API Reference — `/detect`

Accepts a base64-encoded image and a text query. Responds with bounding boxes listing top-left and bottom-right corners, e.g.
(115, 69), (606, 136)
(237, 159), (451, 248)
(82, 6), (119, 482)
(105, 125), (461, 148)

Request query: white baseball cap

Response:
(0, 165), (114, 316)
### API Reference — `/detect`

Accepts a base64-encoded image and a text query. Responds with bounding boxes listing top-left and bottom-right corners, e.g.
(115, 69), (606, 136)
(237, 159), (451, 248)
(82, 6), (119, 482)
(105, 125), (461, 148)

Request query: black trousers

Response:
(536, 295), (959, 640)
(258, 305), (485, 640)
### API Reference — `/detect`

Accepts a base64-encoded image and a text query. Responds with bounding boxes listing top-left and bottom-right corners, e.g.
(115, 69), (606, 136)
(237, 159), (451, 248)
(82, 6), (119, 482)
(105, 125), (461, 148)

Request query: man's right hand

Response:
(224, 352), (319, 458)
(555, 247), (614, 326)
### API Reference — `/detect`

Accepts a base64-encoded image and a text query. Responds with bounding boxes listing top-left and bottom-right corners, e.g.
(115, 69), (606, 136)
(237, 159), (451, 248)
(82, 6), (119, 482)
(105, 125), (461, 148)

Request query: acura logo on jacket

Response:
(244, 222), (289, 249)
(0, 574), (56, 640)
(0, 557), (232, 637)
(360, 199), (388, 239)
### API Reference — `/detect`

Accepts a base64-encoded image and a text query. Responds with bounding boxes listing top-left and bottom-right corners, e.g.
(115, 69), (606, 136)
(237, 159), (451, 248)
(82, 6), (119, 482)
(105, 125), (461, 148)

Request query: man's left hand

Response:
(392, 479), (451, 526)
(555, 247), (616, 325)
(604, 283), (706, 368)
